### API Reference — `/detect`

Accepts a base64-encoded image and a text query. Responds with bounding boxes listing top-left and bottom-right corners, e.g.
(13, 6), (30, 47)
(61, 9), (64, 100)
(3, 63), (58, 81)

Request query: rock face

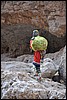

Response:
(1, 1), (66, 35)
(1, 24), (66, 57)
(1, 24), (37, 56)
(1, 1), (66, 56)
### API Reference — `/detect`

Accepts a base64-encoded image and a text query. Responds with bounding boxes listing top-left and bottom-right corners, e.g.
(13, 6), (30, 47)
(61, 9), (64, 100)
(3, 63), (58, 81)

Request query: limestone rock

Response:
(1, 1), (66, 35)
(1, 61), (66, 99)
(41, 58), (59, 78)
(1, 1), (66, 56)
(1, 46), (66, 99)
(59, 46), (66, 84)
(48, 46), (66, 84)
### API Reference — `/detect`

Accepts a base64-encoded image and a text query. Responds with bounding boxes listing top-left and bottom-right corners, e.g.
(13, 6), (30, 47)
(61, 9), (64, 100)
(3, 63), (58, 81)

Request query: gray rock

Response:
(59, 46), (66, 84)
(1, 58), (66, 99)
(41, 58), (59, 78)
(1, 46), (66, 99)
(1, 67), (66, 99)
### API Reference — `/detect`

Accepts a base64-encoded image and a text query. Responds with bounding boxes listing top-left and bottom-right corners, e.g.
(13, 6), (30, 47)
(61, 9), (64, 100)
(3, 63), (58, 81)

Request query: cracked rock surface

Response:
(1, 46), (66, 99)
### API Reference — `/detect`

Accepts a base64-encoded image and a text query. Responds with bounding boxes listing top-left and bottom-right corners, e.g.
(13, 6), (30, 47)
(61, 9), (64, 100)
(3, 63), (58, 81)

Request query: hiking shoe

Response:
(34, 72), (38, 76)
(37, 77), (41, 81)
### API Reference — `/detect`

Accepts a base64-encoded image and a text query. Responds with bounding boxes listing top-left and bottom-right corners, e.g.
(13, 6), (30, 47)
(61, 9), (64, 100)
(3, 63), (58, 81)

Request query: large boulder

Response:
(41, 46), (66, 84)
(41, 58), (59, 78)
(59, 46), (66, 84)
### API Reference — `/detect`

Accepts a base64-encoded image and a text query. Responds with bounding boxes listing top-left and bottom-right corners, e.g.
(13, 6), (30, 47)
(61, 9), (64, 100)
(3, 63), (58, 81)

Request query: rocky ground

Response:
(1, 46), (66, 99)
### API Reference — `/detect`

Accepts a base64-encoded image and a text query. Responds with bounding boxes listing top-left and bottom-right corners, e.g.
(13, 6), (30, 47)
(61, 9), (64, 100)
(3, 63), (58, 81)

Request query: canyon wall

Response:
(1, 1), (66, 57)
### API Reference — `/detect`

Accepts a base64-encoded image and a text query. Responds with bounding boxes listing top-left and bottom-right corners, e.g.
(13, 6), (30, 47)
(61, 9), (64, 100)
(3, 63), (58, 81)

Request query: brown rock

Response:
(1, 1), (66, 56)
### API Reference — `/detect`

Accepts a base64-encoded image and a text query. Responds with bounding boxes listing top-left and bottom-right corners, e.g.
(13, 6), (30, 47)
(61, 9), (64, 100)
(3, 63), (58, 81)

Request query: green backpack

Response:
(31, 36), (48, 51)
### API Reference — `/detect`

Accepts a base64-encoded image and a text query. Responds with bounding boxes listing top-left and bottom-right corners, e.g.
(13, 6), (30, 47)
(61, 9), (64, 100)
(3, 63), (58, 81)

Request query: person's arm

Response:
(30, 39), (34, 53)
(40, 50), (46, 62)
(30, 37), (35, 53)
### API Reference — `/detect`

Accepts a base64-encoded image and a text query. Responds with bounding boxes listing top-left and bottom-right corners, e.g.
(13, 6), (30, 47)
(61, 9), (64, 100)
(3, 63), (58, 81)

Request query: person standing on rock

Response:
(30, 30), (47, 80)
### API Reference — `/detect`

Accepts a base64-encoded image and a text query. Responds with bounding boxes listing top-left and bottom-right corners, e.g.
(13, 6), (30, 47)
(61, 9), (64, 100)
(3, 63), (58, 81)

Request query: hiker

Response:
(30, 30), (46, 80)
